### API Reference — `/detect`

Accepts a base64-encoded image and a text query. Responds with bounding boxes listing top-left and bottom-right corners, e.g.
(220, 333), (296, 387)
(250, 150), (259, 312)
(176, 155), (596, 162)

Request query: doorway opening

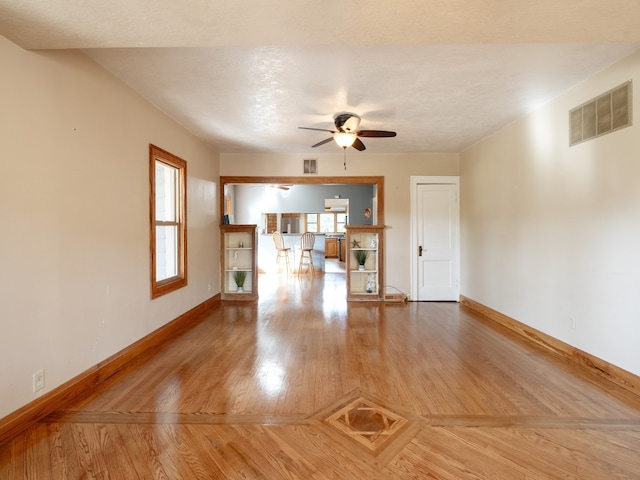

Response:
(220, 176), (385, 295)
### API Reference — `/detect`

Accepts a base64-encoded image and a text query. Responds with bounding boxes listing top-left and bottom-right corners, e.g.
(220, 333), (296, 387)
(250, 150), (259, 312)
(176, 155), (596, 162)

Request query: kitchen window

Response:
(305, 212), (346, 233)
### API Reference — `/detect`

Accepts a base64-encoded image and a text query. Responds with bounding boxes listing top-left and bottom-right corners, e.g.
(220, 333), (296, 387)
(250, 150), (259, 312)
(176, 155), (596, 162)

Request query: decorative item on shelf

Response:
(351, 239), (361, 248)
(233, 250), (239, 269)
(238, 241), (244, 248)
(233, 270), (247, 292)
(369, 238), (377, 248)
(355, 249), (369, 270)
(366, 273), (376, 293)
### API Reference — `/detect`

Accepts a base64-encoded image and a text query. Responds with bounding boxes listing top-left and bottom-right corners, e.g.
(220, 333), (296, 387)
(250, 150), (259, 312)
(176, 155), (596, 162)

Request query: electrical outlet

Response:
(33, 369), (45, 392)
(208, 283), (212, 292)
(570, 317), (577, 330)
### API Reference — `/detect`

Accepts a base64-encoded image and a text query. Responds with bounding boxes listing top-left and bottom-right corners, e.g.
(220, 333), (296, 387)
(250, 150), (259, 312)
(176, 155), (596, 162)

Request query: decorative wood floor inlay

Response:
(310, 389), (425, 468)
(325, 397), (408, 450)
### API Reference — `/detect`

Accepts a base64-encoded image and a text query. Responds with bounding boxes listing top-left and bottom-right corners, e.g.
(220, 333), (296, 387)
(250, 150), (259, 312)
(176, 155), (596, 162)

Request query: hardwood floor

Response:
(2, 273), (640, 479)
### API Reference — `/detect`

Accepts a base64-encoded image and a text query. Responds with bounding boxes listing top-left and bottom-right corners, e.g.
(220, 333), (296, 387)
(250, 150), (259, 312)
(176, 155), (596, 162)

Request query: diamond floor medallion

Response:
(310, 389), (425, 468)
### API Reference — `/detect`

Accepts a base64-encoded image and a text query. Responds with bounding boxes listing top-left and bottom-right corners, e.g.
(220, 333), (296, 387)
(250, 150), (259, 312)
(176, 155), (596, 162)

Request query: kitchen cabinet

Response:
(325, 237), (339, 258)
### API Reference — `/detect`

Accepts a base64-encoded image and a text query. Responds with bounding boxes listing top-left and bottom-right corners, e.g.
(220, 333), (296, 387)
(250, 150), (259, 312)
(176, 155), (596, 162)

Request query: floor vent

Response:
(384, 293), (407, 303)
(570, 80), (632, 146)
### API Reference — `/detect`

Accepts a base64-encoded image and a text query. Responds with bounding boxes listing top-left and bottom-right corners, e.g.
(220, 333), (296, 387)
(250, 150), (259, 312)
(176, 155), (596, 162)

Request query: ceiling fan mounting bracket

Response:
(299, 112), (396, 151)
(333, 112), (361, 132)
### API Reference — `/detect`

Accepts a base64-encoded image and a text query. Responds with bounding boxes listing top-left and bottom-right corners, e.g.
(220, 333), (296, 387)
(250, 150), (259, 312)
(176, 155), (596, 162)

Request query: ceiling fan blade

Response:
(299, 126), (336, 133)
(311, 137), (334, 148)
(356, 130), (397, 138)
(352, 137), (366, 151)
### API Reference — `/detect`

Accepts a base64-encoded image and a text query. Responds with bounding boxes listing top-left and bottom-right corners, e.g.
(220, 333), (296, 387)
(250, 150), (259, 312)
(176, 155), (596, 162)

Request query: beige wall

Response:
(0, 36), (220, 418)
(221, 152), (460, 294)
(461, 49), (640, 376)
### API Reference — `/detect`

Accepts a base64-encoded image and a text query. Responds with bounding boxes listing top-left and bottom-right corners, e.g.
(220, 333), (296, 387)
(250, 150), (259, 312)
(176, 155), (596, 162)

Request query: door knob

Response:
(419, 246), (423, 256)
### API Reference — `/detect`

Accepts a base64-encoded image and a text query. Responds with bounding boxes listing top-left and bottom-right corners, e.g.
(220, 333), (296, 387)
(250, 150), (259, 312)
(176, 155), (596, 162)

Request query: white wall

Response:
(0, 36), (220, 419)
(460, 49), (640, 376)
(221, 152), (459, 295)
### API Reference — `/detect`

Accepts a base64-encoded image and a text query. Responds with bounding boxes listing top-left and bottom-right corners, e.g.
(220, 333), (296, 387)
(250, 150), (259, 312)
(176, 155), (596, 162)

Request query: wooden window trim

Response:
(150, 144), (187, 298)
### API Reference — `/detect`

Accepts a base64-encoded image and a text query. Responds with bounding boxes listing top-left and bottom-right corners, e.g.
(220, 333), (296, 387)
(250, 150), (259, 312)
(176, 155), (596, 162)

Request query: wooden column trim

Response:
(460, 295), (640, 399)
(0, 294), (220, 445)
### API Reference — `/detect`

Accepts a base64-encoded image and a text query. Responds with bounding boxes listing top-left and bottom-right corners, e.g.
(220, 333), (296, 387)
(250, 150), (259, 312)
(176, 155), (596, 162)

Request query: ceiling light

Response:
(334, 132), (356, 148)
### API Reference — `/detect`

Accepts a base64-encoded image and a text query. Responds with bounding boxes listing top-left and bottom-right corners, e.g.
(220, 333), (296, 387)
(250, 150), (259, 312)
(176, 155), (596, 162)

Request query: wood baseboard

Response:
(0, 294), (220, 445)
(460, 295), (640, 400)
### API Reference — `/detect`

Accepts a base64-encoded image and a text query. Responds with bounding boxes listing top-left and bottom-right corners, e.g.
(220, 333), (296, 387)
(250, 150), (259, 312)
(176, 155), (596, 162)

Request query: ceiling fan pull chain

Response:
(343, 147), (347, 170)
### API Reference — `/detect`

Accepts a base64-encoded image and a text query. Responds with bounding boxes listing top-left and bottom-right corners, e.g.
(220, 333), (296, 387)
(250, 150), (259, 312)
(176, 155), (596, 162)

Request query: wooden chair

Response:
(272, 231), (291, 274)
(298, 232), (315, 274)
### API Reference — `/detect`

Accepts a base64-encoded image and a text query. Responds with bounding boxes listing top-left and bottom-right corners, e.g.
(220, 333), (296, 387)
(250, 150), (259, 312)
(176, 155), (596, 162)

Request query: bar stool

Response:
(272, 231), (291, 274)
(298, 232), (315, 274)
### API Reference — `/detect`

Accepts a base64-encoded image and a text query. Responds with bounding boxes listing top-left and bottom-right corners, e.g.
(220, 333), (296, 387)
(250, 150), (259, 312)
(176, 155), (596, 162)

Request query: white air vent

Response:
(570, 81), (632, 146)
(303, 158), (317, 174)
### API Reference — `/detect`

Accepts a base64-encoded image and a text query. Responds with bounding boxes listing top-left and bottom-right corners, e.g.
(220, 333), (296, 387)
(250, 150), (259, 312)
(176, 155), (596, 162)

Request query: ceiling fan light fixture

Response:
(334, 132), (357, 148)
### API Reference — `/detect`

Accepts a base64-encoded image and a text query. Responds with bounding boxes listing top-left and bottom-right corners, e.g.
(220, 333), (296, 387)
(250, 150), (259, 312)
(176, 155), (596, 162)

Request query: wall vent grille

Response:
(570, 81), (632, 146)
(303, 158), (317, 174)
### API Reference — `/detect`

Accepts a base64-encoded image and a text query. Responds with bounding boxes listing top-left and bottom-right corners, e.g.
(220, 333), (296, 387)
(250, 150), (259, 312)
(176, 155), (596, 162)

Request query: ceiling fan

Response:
(299, 113), (396, 151)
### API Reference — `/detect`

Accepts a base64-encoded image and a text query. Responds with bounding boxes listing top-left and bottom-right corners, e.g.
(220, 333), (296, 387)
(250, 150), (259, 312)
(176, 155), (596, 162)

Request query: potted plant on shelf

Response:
(233, 270), (247, 292)
(354, 249), (369, 270)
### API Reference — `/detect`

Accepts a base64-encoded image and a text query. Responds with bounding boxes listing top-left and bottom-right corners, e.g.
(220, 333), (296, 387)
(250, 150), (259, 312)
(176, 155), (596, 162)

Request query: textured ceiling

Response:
(2, 1), (640, 154)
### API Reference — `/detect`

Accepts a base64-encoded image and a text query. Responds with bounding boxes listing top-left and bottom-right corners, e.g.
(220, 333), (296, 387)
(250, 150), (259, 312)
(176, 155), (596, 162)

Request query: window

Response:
(306, 213), (318, 232)
(150, 144), (187, 298)
(319, 213), (335, 232)
(305, 212), (346, 233)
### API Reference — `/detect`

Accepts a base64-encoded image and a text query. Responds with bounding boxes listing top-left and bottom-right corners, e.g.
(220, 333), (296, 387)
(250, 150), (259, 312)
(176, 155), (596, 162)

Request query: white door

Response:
(416, 183), (459, 301)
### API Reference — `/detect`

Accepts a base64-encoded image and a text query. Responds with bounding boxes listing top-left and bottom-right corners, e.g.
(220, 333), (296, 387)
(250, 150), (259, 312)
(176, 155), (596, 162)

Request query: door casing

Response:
(410, 176), (460, 301)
